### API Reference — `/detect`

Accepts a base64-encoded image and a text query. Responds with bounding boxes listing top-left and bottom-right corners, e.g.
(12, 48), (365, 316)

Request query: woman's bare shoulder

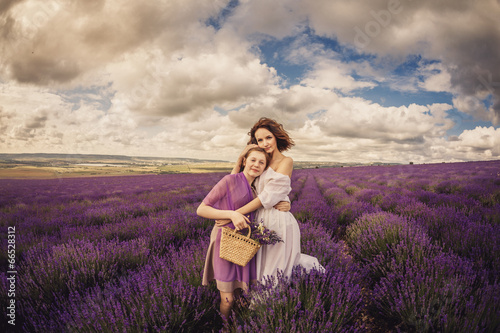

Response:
(275, 156), (293, 177)
(283, 156), (293, 164)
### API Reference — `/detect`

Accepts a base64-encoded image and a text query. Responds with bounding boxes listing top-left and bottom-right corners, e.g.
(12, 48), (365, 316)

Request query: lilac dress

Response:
(202, 173), (257, 292)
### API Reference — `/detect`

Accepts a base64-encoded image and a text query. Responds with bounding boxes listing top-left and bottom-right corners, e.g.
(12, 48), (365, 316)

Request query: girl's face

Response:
(243, 151), (267, 178)
(254, 128), (277, 154)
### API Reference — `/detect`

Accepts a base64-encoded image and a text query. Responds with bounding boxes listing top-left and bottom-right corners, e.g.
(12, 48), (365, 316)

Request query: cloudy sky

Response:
(1, 0), (499, 164)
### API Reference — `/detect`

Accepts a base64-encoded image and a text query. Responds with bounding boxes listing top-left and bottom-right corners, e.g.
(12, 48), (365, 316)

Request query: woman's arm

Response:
(197, 203), (250, 230)
(230, 163), (240, 175)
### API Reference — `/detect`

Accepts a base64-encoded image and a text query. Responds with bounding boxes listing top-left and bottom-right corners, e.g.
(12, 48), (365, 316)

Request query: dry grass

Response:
(0, 163), (234, 179)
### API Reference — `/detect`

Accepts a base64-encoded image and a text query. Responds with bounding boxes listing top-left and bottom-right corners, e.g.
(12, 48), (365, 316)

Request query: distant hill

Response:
(0, 153), (403, 179)
(0, 153), (228, 165)
(0, 153), (399, 169)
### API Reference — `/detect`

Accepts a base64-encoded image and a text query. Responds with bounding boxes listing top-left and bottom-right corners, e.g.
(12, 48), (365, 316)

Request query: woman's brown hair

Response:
(247, 117), (295, 152)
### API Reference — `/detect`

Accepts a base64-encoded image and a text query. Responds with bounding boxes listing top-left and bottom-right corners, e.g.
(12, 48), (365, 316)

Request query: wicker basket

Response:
(220, 227), (261, 267)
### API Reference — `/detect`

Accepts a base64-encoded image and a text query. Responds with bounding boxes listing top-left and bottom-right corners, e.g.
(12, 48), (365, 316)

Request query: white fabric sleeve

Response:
(257, 173), (292, 209)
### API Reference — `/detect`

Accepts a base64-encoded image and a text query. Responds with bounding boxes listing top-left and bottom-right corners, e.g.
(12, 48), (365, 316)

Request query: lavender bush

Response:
(373, 251), (499, 332)
(56, 240), (221, 333)
(345, 212), (442, 283)
(0, 160), (498, 332)
(233, 266), (364, 332)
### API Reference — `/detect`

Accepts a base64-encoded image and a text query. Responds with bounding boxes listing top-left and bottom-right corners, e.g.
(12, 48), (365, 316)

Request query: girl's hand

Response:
(215, 219), (231, 227)
(274, 201), (291, 212)
(230, 211), (250, 231)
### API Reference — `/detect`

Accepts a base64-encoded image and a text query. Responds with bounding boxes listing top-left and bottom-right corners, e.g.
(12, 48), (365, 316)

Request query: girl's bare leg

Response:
(220, 291), (235, 322)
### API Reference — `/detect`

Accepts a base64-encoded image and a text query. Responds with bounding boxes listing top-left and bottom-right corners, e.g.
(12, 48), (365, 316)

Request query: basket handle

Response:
(232, 227), (251, 238)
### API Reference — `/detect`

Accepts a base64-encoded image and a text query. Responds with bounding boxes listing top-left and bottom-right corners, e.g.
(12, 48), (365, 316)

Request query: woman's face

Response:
(254, 128), (277, 154)
(243, 151), (267, 178)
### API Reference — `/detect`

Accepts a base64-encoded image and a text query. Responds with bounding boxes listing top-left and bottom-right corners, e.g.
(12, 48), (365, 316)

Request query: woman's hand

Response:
(239, 144), (259, 159)
(231, 144), (260, 174)
(230, 211), (250, 231)
(274, 201), (291, 212)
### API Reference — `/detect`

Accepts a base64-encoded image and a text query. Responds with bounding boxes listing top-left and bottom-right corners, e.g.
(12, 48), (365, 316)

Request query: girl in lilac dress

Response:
(197, 147), (270, 321)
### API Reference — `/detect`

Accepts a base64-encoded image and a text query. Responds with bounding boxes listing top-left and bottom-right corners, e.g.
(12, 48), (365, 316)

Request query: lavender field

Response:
(1, 161), (499, 332)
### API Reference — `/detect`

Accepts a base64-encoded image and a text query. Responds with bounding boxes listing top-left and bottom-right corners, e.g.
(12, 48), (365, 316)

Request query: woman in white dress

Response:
(230, 117), (322, 281)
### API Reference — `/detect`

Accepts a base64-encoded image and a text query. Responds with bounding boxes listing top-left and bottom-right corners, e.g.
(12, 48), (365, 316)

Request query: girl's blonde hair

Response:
(238, 147), (270, 173)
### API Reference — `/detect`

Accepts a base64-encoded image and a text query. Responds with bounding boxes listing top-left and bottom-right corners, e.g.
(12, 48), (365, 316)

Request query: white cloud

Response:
(275, 85), (338, 115)
(104, 26), (279, 117)
(452, 95), (499, 126)
(0, 0), (498, 164)
(227, 0), (305, 39)
(301, 59), (377, 93)
(316, 100), (454, 143)
(418, 63), (452, 93)
(300, 0), (500, 121)
(455, 126), (500, 156)
(1, 0), (230, 85)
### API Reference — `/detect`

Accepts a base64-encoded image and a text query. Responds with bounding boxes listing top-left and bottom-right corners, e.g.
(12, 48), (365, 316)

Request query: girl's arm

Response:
(274, 201), (291, 211)
(197, 203), (250, 230)
(214, 198), (290, 226)
(235, 197), (263, 215)
(234, 197), (291, 214)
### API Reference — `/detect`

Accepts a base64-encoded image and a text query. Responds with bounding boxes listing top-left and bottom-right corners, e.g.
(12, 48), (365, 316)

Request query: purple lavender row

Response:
(345, 211), (499, 332)
(311, 162), (499, 279)
(0, 160), (498, 331)
(0, 170), (363, 331)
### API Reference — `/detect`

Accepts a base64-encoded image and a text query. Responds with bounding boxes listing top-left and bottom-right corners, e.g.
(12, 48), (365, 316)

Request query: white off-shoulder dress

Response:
(253, 167), (323, 281)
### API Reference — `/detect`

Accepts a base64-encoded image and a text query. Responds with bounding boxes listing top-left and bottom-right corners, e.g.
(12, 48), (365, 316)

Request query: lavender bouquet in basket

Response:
(248, 219), (283, 245)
